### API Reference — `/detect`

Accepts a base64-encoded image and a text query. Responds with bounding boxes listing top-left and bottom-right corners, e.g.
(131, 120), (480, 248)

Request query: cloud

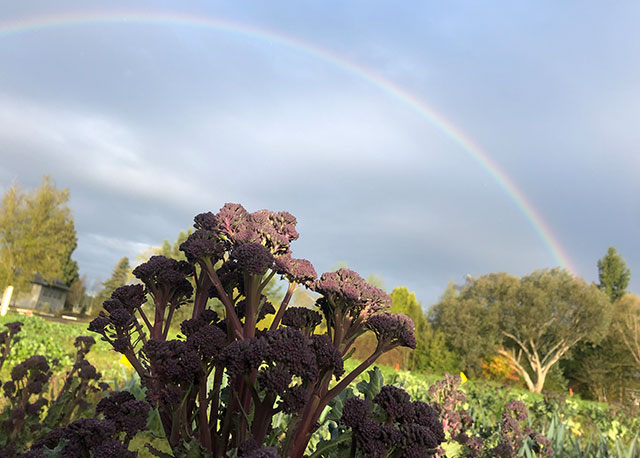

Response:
(2, 2), (638, 306)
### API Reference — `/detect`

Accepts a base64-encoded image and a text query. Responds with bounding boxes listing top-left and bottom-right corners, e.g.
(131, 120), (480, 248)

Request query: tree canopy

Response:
(598, 246), (630, 302)
(0, 176), (78, 292)
(432, 269), (611, 393)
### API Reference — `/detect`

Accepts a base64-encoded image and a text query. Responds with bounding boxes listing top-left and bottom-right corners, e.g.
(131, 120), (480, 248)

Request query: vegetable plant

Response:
(85, 203), (424, 457)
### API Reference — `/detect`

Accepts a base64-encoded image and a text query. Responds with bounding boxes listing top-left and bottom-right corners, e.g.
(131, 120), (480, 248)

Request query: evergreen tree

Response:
(563, 249), (633, 401)
(0, 176), (78, 292)
(93, 257), (130, 313)
(598, 246), (630, 302)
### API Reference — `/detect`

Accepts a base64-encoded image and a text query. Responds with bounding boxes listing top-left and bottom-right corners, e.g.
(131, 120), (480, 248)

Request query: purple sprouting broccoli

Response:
(281, 306), (322, 335)
(309, 334), (345, 379)
(365, 312), (417, 351)
(237, 439), (280, 458)
(231, 243), (275, 276)
(0, 329), (112, 456)
(274, 254), (317, 287)
(26, 418), (137, 458)
(87, 203), (424, 458)
(142, 339), (202, 405)
(2, 355), (52, 451)
(314, 268), (392, 353)
(96, 391), (150, 444)
(490, 401), (553, 458)
(0, 321), (23, 372)
(132, 256), (193, 338)
(340, 386), (445, 458)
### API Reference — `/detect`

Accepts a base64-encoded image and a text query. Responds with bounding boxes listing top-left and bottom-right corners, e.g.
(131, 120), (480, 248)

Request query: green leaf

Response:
(308, 433), (352, 458)
(183, 438), (208, 458)
(145, 443), (175, 458)
(356, 367), (384, 401)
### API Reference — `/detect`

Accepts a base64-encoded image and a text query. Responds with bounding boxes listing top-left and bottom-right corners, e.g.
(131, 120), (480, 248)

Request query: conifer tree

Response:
(598, 246), (630, 302)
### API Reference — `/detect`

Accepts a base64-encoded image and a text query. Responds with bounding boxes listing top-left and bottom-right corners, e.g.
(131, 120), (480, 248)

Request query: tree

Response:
(562, 249), (634, 401)
(391, 286), (457, 373)
(0, 176), (78, 292)
(614, 293), (640, 368)
(433, 269), (611, 393)
(65, 275), (87, 312)
(430, 278), (503, 377)
(93, 257), (130, 313)
(598, 246), (630, 302)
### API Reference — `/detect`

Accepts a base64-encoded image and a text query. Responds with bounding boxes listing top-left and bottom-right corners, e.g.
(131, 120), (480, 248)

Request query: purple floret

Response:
(132, 256), (194, 304)
(143, 339), (202, 384)
(193, 211), (218, 231)
(180, 229), (225, 263)
(341, 398), (397, 458)
(92, 439), (136, 458)
(97, 391), (150, 440)
(279, 385), (309, 414)
(258, 365), (292, 393)
(231, 242), (274, 276)
(275, 255), (317, 286)
(237, 439), (280, 458)
(11, 356), (50, 382)
(341, 397), (372, 428)
(282, 307), (322, 331)
(374, 385), (411, 421)
(59, 418), (117, 457)
(504, 400), (528, 421)
(342, 392), (445, 458)
(75, 359), (100, 380)
(74, 335), (96, 348)
(365, 312), (417, 349)
(314, 268), (392, 318)
(216, 203), (250, 240)
(110, 284), (146, 310)
(310, 334), (344, 378)
(4, 321), (23, 335)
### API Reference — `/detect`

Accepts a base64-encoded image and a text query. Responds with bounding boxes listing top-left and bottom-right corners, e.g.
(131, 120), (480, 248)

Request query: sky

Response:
(1, 1), (638, 309)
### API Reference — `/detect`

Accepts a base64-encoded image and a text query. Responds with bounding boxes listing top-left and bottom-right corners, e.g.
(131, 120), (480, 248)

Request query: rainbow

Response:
(0, 10), (577, 273)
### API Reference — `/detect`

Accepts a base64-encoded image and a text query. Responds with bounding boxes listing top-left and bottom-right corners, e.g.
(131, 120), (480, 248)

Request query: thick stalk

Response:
(162, 304), (176, 340)
(136, 306), (153, 333)
(217, 377), (242, 456)
(251, 392), (276, 445)
(287, 392), (322, 458)
(192, 268), (211, 319)
(201, 258), (243, 338)
(321, 348), (383, 409)
(243, 275), (259, 339)
(152, 292), (166, 340)
(288, 349), (384, 457)
(198, 380), (212, 455)
(209, 364), (224, 450)
(123, 347), (148, 378)
(269, 282), (296, 330)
